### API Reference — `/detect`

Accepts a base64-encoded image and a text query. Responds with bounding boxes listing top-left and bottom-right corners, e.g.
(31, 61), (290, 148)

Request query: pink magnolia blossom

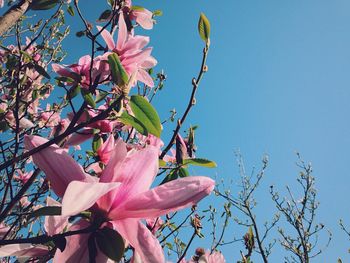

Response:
(13, 170), (33, 184)
(124, 0), (154, 30)
(52, 55), (109, 89)
(97, 12), (157, 87)
(25, 135), (215, 263)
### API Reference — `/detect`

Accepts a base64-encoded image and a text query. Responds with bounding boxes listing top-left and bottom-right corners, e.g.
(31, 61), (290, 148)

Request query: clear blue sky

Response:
(63, 0), (350, 261)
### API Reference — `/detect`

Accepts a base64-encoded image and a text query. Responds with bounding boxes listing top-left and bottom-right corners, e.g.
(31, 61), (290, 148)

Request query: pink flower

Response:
(97, 12), (157, 87)
(97, 134), (115, 164)
(124, 0), (154, 30)
(13, 170), (33, 184)
(25, 135), (215, 263)
(52, 55), (109, 89)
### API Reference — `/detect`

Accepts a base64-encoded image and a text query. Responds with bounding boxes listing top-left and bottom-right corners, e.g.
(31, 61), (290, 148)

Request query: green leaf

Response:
(107, 53), (129, 87)
(153, 10), (163, 17)
(29, 206), (61, 220)
(159, 159), (167, 167)
(129, 95), (161, 137)
(183, 158), (217, 168)
(177, 167), (189, 178)
(81, 89), (96, 108)
(96, 227), (124, 262)
(95, 90), (108, 103)
(67, 85), (81, 99)
(119, 112), (148, 136)
(33, 64), (50, 79)
(92, 134), (103, 152)
(98, 10), (112, 21)
(67, 5), (75, 16)
(30, 0), (59, 10)
(161, 169), (178, 184)
(131, 6), (145, 11)
(198, 13), (211, 43)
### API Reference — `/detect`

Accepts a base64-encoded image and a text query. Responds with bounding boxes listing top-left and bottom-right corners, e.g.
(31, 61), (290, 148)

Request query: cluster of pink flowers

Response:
(0, 2), (225, 262)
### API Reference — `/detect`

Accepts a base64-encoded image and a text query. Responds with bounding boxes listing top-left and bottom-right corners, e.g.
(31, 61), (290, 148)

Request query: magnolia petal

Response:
(44, 197), (68, 236)
(116, 12), (127, 51)
(117, 176), (215, 219)
(24, 135), (90, 197)
(107, 146), (159, 214)
(61, 181), (121, 216)
(100, 138), (127, 183)
(137, 68), (154, 87)
(0, 243), (48, 258)
(97, 26), (116, 51)
(114, 219), (164, 263)
(134, 10), (154, 30)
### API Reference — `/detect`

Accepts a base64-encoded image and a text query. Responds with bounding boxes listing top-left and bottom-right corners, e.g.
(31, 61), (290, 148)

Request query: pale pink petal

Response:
(114, 219), (164, 263)
(61, 181), (121, 216)
(116, 12), (127, 51)
(122, 47), (153, 67)
(99, 138), (127, 183)
(134, 10), (154, 30)
(64, 129), (94, 147)
(115, 177), (215, 219)
(97, 26), (116, 50)
(44, 197), (68, 236)
(141, 56), (157, 69)
(123, 35), (150, 51)
(0, 244), (48, 257)
(137, 68), (154, 87)
(24, 135), (91, 197)
(52, 63), (76, 80)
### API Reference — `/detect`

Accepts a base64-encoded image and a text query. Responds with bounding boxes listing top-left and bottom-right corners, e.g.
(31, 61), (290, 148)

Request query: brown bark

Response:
(0, 0), (31, 37)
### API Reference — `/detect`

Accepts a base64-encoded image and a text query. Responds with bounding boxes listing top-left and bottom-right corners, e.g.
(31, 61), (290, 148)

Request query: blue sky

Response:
(59, 0), (350, 261)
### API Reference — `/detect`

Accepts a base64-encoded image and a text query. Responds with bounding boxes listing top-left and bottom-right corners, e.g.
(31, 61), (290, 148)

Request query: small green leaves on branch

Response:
(198, 13), (211, 45)
(129, 95), (162, 137)
(81, 89), (96, 108)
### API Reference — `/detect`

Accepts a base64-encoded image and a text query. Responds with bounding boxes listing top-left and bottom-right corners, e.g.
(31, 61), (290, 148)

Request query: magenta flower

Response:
(124, 0), (155, 30)
(25, 135), (215, 262)
(97, 12), (157, 87)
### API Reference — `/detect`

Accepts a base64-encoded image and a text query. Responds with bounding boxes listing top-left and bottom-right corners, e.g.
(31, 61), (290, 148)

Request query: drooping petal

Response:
(0, 243), (48, 258)
(44, 197), (69, 236)
(61, 181), (120, 216)
(97, 26), (116, 51)
(114, 176), (215, 219)
(24, 135), (92, 197)
(114, 218), (164, 263)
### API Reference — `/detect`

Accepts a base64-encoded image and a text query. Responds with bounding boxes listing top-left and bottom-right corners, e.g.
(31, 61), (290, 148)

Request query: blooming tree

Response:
(0, 0), (224, 262)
